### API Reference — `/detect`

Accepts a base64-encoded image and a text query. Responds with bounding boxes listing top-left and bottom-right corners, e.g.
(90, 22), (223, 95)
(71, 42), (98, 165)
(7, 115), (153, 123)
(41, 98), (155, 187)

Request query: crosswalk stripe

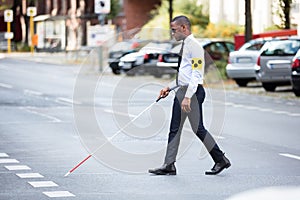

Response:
(28, 181), (58, 188)
(16, 173), (44, 178)
(5, 165), (31, 170)
(0, 159), (19, 163)
(0, 153), (9, 157)
(43, 191), (75, 198)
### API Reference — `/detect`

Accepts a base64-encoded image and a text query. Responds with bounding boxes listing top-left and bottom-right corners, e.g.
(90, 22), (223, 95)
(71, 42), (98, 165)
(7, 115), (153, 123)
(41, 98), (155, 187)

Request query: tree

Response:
(107, 0), (121, 20)
(177, 0), (209, 29)
(277, 0), (294, 29)
(245, 0), (252, 42)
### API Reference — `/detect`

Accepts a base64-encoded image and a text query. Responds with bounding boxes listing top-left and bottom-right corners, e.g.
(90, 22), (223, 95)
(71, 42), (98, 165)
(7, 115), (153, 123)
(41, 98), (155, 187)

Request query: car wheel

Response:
(112, 69), (121, 75)
(293, 88), (300, 97)
(262, 83), (276, 92)
(235, 79), (248, 87)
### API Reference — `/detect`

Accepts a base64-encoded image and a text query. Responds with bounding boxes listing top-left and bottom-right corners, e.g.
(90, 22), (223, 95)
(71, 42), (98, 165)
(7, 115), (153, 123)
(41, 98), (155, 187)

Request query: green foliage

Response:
(142, 0), (210, 40)
(0, 0), (12, 10)
(264, 24), (283, 31)
(200, 22), (243, 39)
(176, 0), (209, 28)
(107, 0), (121, 20)
(143, 0), (242, 40)
(16, 43), (30, 52)
(214, 60), (228, 80)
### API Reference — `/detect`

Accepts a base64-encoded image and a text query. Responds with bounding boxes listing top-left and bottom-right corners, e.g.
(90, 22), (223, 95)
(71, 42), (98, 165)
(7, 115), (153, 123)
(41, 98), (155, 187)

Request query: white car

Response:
(119, 42), (173, 76)
(256, 38), (300, 92)
(226, 38), (270, 87)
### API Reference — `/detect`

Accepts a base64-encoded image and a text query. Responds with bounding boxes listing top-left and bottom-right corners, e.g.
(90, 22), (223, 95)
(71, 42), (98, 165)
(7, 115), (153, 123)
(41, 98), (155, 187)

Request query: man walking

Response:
(148, 15), (231, 176)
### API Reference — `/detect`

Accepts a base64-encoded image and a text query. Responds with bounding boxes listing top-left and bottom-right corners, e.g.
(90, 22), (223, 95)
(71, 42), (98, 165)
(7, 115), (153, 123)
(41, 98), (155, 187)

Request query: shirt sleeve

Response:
(185, 42), (205, 98)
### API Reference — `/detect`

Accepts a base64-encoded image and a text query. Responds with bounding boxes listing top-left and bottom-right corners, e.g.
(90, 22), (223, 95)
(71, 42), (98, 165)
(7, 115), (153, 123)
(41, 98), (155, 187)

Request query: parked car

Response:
(291, 49), (300, 96)
(153, 39), (234, 77)
(226, 38), (271, 87)
(153, 44), (181, 77)
(118, 41), (175, 76)
(256, 38), (300, 92)
(108, 40), (147, 74)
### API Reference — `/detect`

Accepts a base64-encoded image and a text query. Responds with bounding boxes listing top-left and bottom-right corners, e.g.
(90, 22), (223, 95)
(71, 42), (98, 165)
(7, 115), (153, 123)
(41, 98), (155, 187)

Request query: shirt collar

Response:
(183, 34), (195, 45)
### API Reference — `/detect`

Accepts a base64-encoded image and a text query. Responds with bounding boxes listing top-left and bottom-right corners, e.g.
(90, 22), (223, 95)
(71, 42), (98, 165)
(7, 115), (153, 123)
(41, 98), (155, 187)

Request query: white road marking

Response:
(20, 107), (62, 123)
(279, 153), (300, 161)
(5, 165), (31, 170)
(226, 102), (300, 117)
(16, 173), (44, 178)
(43, 191), (75, 198)
(56, 97), (81, 105)
(0, 159), (19, 163)
(288, 113), (300, 117)
(24, 89), (43, 96)
(28, 181), (58, 188)
(104, 109), (136, 118)
(0, 153), (9, 157)
(0, 83), (13, 89)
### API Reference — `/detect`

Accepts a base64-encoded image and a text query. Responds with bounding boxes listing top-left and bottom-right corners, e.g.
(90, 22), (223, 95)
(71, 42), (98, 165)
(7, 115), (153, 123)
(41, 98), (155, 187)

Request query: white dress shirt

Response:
(169, 34), (205, 98)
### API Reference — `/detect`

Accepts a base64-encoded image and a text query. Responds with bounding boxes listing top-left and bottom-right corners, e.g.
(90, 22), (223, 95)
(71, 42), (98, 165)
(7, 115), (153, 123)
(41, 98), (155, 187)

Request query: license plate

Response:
(122, 62), (132, 69)
(167, 57), (179, 62)
(237, 57), (252, 63)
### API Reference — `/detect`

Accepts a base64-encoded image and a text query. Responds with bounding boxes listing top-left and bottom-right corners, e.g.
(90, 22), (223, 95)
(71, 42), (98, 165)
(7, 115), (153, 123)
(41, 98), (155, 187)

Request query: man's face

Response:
(171, 21), (185, 41)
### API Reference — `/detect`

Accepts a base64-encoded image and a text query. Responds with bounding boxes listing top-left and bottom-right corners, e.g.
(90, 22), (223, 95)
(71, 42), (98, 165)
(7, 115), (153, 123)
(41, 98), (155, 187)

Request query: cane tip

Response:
(64, 172), (70, 177)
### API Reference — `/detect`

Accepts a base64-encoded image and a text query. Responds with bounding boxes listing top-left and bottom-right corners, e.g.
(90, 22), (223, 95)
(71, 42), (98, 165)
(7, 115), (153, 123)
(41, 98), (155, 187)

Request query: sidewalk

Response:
(1, 52), (82, 65)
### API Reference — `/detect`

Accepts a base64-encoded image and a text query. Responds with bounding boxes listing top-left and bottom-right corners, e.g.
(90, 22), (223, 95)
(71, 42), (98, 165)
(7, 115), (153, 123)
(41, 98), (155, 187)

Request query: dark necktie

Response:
(176, 42), (184, 85)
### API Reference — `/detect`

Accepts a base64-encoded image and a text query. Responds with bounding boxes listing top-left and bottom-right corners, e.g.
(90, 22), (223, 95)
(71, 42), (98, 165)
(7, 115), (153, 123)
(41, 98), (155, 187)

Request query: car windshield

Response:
(261, 40), (300, 56)
(140, 42), (173, 53)
(239, 40), (265, 51)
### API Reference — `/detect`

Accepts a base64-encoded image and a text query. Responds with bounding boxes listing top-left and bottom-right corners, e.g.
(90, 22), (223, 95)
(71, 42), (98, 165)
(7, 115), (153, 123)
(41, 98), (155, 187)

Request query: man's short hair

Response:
(171, 15), (191, 30)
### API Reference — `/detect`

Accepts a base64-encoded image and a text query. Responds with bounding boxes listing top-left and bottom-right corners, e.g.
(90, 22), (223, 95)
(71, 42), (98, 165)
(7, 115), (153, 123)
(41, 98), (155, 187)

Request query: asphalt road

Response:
(0, 55), (299, 200)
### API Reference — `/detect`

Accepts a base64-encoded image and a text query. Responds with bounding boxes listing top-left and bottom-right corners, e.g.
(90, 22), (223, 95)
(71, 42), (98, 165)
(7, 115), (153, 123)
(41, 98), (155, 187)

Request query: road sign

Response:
(27, 7), (37, 17)
(94, 0), (111, 14)
(4, 10), (13, 22)
(4, 32), (14, 39)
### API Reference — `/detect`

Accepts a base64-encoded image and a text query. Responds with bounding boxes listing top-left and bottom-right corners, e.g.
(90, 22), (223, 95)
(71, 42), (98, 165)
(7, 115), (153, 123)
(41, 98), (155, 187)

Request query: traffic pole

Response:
(30, 15), (34, 54)
(7, 22), (11, 54)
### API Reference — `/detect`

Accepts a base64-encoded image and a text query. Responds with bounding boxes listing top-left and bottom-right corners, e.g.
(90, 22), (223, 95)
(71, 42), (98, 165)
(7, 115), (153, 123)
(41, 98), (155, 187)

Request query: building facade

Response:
(209, 0), (300, 34)
(0, 0), (161, 50)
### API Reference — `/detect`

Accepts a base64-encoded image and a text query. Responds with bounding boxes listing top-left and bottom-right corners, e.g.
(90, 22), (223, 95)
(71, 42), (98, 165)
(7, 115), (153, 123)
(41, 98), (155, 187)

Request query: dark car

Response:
(291, 49), (300, 96)
(108, 40), (146, 74)
(153, 39), (234, 77)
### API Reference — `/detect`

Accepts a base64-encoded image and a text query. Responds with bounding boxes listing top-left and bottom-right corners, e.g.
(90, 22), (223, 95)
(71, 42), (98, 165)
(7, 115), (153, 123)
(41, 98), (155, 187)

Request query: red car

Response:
(292, 49), (300, 96)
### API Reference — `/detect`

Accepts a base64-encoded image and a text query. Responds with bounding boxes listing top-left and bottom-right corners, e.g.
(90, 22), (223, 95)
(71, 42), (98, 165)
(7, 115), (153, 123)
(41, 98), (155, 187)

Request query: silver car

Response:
(256, 38), (300, 92)
(226, 38), (270, 87)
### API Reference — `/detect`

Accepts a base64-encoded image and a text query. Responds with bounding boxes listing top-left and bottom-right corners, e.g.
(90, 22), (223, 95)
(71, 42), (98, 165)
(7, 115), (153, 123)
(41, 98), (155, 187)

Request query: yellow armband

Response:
(192, 58), (203, 70)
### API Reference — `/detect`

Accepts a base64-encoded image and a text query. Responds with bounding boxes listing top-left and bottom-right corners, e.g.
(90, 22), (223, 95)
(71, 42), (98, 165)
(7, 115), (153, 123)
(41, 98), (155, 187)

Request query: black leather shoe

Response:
(205, 156), (231, 175)
(148, 163), (176, 175)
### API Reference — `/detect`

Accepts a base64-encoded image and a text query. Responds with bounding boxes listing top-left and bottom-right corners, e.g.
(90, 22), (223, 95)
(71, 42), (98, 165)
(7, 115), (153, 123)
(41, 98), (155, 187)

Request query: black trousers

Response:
(164, 85), (224, 164)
